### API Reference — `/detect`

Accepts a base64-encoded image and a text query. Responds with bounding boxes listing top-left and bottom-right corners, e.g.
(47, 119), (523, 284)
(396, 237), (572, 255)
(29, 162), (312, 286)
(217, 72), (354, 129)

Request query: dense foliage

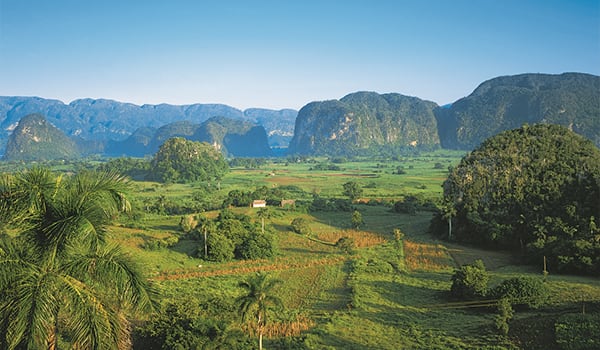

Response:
(149, 137), (228, 183)
(0, 167), (155, 349)
(193, 210), (276, 262)
(449, 260), (489, 300)
(554, 313), (600, 350)
(490, 277), (549, 309)
(96, 157), (151, 180)
(435, 124), (600, 275)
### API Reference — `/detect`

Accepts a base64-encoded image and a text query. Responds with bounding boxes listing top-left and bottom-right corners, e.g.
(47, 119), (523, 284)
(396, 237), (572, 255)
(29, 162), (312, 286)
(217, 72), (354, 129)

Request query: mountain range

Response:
(0, 97), (296, 155)
(1, 72), (598, 160)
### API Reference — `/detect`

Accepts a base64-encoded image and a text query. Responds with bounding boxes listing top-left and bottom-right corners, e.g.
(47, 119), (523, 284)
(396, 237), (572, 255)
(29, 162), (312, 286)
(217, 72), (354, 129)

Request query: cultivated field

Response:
(97, 152), (600, 349)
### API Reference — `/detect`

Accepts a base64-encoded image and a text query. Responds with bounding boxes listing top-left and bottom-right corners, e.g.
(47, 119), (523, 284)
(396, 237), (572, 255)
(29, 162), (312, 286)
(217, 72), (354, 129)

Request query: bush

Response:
(179, 215), (198, 233)
(490, 276), (549, 309)
(291, 218), (311, 235)
(205, 232), (235, 262)
(555, 313), (600, 350)
(335, 236), (355, 254)
(449, 260), (489, 300)
(238, 232), (276, 260)
(141, 236), (179, 251)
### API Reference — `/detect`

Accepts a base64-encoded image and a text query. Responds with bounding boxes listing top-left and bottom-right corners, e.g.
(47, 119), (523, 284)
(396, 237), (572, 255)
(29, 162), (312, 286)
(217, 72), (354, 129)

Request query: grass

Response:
(95, 154), (600, 349)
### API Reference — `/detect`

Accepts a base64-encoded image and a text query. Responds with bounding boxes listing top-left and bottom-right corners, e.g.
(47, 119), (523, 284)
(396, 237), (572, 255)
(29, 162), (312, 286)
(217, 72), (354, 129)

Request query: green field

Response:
(24, 152), (598, 349)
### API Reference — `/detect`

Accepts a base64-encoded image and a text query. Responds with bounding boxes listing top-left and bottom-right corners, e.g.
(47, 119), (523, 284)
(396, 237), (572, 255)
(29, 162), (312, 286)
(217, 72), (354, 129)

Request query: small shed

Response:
(252, 200), (267, 208)
(280, 199), (296, 207)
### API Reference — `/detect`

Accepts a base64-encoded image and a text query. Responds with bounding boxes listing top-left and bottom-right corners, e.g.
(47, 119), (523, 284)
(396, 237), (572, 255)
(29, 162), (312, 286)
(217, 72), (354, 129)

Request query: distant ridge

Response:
(1, 72), (598, 158)
(0, 97), (297, 154)
(435, 72), (600, 149)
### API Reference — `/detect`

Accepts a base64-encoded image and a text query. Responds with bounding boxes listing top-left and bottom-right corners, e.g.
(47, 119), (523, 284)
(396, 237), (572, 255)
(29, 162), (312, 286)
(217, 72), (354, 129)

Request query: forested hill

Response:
(435, 72), (600, 149)
(0, 97), (297, 153)
(288, 92), (440, 156)
(3, 113), (80, 161)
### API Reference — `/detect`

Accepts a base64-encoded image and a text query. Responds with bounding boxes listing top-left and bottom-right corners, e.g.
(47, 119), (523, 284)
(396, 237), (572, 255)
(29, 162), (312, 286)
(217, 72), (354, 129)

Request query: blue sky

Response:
(0, 0), (598, 110)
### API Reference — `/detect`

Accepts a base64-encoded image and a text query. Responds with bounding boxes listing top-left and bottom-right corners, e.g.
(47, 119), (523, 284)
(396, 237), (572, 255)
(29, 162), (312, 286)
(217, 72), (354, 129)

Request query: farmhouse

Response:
(251, 200), (267, 208)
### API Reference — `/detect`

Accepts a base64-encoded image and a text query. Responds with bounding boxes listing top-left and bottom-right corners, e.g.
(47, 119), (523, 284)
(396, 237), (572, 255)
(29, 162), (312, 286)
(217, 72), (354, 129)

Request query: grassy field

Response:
(98, 152), (600, 349)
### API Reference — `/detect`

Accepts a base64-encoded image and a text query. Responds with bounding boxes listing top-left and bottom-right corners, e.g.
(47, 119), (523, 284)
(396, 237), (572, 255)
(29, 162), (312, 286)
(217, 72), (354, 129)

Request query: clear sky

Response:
(0, 0), (598, 110)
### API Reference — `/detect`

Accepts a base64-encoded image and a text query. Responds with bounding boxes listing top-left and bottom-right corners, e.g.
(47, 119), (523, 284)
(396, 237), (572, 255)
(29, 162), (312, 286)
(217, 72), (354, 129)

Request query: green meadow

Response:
(67, 152), (600, 348)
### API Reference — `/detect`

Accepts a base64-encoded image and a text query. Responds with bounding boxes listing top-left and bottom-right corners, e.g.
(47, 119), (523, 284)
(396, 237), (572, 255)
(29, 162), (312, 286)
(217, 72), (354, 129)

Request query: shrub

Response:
(393, 195), (420, 215)
(238, 232), (276, 260)
(291, 218), (311, 235)
(351, 210), (364, 229)
(490, 276), (549, 309)
(205, 232), (235, 262)
(179, 214), (198, 233)
(449, 260), (489, 300)
(495, 298), (514, 336)
(336, 236), (355, 254)
(141, 236), (179, 251)
(555, 313), (600, 350)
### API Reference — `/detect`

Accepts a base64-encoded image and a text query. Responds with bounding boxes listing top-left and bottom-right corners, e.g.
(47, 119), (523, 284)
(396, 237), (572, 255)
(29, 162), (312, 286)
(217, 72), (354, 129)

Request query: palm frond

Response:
(58, 274), (117, 350)
(64, 244), (158, 314)
(5, 270), (59, 350)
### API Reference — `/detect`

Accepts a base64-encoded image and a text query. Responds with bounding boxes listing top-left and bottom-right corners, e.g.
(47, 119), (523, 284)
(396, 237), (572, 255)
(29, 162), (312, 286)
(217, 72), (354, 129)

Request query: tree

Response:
(291, 217), (311, 235)
(351, 210), (364, 229)
(0, 167), (156, 349)
(441, 201), (457, 240)
(342, 181), (363, 201)
(236, 272), (283, 350)
(205, 231), (235, 262)
(195, 215), (215, 259)
(449, 260), (489, 300)
(495, 298), (514, 336)
(256, 207), (271, 234)
(490, 276), (549, 309)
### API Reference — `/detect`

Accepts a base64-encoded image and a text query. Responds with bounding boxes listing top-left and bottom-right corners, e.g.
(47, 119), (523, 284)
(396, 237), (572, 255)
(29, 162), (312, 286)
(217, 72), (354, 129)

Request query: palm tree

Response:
(196, 215), (216, 259)
(0, 167), (156, 349)
(442, 202), (457, 240)
(256, 207), (271, 234)
(235, 272), (282, 350)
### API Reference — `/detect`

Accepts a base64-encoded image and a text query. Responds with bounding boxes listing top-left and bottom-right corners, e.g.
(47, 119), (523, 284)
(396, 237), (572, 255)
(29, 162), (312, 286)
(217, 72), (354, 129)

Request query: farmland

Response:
(3, 151), (599, 349)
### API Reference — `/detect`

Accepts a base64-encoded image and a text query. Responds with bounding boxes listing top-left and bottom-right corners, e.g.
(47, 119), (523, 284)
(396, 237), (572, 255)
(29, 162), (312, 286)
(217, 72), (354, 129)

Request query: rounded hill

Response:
(438, 124), (600, 274)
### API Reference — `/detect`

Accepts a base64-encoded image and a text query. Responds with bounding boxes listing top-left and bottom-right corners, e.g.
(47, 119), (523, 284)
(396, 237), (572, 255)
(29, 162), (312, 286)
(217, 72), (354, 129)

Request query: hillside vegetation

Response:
(0, 151), (598, 348)
(434, 124), (600, 275)
(436, 73), (600, 149)
(288, 92), (440, 156)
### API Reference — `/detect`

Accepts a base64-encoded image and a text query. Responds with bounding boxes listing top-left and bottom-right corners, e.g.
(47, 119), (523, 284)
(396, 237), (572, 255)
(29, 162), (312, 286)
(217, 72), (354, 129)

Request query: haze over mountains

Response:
(1, 72), (598, 160)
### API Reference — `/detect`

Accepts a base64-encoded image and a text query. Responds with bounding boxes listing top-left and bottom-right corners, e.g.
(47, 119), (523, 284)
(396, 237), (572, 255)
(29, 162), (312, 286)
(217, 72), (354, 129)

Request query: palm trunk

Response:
(259, 331), (263, 350)
(204, 228), (208, 258)
(261, 218), (265, 234)
(448, 216), (452, 239)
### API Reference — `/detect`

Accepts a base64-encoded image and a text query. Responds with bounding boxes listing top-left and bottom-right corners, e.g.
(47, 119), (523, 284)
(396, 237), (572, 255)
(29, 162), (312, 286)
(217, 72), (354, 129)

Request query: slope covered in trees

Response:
(288, 92), (440, 156)
(436, 73), (600, 149)
(433, 124), (600, 274)
(3, 113), (80, 161)
(149, 137), (229, 183)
